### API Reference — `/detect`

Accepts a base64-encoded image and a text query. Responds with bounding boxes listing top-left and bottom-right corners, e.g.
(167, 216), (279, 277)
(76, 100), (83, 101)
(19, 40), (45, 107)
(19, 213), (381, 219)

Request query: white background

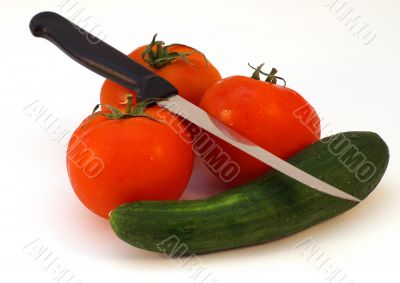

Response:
(1, 0), (399, 282)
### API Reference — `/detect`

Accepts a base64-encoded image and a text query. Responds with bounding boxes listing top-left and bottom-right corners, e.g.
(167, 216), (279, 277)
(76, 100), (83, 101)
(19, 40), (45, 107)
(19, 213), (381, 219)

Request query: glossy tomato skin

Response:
(100, 45), (221, 109)
(199, 76), (321, 187)
(66, 107), (194, 218)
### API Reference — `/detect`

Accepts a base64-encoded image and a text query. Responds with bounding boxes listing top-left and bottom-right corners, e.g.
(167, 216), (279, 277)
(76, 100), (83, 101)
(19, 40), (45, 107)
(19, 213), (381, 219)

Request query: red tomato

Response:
(66, 106), (194, 218)
(198, 75), (320, 186)
(100, 37), (221, 109)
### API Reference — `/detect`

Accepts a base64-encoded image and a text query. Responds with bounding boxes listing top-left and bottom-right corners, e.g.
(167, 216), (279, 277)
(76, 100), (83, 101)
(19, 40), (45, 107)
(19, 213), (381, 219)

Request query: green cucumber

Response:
(110, 132), (389, 255)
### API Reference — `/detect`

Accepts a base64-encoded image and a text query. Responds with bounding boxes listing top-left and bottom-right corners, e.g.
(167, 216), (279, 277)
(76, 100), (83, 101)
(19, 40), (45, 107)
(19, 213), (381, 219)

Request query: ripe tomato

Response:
(66, 105), (194, 218)
(199, 75), (320, 186)
(100, 36), (221, 108)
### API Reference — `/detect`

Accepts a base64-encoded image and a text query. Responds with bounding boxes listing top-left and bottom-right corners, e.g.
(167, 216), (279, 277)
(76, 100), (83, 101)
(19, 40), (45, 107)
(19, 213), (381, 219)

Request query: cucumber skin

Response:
(110, 132), (389, 255)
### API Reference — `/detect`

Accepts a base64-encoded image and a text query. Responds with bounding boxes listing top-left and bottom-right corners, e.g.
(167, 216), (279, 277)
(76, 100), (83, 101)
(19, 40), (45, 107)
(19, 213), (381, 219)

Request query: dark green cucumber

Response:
(110, 132), (389, 255)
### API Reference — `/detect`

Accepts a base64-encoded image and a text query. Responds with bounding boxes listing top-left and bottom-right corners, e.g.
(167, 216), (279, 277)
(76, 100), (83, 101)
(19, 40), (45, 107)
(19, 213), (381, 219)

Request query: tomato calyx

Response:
(248, 63), (287, 86)
(142, 34), (207, 69)
(86, 95), (162, 126)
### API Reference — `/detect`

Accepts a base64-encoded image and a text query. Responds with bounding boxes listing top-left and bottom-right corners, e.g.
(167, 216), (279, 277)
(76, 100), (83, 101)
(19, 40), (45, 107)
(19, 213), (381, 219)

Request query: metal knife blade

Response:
(159, 96), (361, 202)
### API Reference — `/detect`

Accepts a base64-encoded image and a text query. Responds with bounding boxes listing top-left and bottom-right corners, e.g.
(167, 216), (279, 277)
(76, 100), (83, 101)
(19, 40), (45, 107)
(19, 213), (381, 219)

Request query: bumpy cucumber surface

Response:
(110, 132), (389, 255)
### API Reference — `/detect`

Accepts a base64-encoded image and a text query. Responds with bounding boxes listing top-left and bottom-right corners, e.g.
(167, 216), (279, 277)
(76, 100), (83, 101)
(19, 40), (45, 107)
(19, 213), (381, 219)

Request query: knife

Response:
(29, 11), (360, 202)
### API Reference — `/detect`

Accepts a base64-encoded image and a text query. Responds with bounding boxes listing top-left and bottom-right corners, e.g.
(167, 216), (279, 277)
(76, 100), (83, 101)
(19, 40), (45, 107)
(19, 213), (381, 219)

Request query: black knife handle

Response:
(29, 11), (178, 100)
